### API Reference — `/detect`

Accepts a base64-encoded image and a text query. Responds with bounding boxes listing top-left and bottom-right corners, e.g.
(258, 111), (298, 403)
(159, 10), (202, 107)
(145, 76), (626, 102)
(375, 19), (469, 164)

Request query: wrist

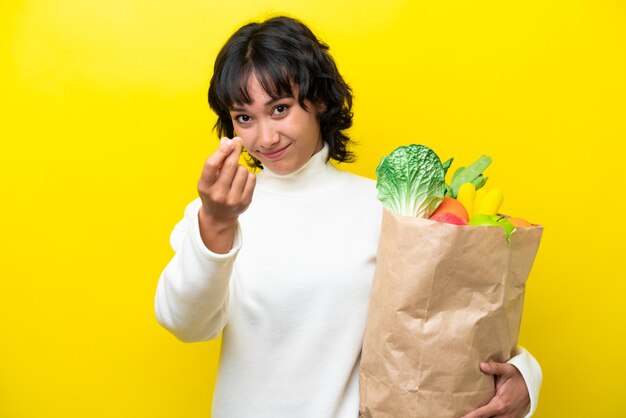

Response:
(198, 208), (238, 232)
(197, 208), (238, 254)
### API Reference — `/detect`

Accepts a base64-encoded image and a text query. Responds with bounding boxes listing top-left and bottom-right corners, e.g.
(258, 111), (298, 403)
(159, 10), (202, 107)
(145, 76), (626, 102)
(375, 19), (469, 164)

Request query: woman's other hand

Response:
(197, 137), (256, 253)
(460, 361), (530, 418)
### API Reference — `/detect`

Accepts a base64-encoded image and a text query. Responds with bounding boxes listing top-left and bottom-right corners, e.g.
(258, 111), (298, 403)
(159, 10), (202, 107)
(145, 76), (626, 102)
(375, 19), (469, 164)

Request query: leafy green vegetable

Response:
(444, 165), (465, 197)
(448, 155), (492, 197)
(376, 144), (446, 218)
(451, 166), (466, 183)
(441, 157), (454, 176)
(442, 158), (455, 196)
(471, 174), (488, 190)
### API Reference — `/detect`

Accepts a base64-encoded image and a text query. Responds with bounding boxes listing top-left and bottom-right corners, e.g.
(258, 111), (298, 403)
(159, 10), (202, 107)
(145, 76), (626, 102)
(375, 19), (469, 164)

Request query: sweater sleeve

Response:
(507, 346), (542, 417)
(154, 199), (241, 342)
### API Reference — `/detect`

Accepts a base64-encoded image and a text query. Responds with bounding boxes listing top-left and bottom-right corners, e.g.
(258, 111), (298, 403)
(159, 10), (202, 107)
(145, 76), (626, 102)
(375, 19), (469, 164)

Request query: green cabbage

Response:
(376, 144), (446, 218)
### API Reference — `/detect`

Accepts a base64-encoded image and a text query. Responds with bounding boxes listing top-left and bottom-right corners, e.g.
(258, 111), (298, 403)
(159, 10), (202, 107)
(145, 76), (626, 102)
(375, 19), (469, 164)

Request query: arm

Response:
(154, 138), (255, 342)
(154, 200), (242, 342)
(461, 347), (542, 418)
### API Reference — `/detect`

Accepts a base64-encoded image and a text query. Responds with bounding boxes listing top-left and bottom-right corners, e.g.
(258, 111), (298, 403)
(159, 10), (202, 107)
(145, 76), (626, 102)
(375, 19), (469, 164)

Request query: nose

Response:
(256, 120), (279, 149)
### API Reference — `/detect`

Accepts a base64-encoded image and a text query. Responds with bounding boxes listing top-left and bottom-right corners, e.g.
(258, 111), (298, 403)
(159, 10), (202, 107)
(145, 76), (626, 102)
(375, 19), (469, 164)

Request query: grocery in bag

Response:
(359, 145), (543, 418)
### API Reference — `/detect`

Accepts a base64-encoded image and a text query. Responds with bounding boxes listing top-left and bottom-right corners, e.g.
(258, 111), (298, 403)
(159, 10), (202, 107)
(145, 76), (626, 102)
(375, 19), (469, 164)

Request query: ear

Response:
(315, 101), (327, 113)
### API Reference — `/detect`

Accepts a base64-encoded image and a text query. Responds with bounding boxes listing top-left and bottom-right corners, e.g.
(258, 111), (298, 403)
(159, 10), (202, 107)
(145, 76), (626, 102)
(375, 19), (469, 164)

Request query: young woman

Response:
(155, 16), (541, 418)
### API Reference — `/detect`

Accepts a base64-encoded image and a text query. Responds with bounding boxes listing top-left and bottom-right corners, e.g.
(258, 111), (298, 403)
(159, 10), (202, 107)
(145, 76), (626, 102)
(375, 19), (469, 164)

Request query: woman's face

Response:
(229, 74), (324, 175)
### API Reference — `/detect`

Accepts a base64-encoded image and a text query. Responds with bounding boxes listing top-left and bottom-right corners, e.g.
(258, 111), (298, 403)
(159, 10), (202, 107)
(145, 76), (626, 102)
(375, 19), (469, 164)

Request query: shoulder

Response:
(337, 169), (377, 194)
(334, 169), (381, 209)
(333, 170), (383, 234)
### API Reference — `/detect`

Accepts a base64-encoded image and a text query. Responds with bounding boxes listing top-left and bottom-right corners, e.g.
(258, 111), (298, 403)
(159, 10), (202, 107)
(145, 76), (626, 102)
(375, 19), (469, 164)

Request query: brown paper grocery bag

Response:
(359, 209), (543, 418)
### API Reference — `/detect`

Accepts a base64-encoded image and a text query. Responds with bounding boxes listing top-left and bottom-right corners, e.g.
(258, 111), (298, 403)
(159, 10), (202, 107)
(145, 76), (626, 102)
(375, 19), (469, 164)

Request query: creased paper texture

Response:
(359, 209), (542, 418)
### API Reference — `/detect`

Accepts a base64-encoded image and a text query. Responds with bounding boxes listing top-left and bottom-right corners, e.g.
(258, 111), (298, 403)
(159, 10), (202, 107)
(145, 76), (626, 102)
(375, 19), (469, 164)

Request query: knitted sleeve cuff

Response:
(190, 202), (242, 262)
(507, 346), (542, 417)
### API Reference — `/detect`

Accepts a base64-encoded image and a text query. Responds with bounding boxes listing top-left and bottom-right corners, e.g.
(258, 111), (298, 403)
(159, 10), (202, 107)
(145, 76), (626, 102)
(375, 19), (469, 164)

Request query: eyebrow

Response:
(265, 94), (294, 105)
(230, 94), (294, 112)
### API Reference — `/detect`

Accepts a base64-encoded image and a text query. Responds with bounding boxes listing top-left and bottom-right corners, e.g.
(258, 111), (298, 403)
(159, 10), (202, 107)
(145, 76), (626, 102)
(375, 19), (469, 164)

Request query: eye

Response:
(234, 114), (251, 124)
(273, 105), (289, 116)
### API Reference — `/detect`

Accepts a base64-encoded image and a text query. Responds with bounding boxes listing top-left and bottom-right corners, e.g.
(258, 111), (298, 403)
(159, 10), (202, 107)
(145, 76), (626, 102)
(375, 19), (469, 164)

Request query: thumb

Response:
(479, 361), (511, 377)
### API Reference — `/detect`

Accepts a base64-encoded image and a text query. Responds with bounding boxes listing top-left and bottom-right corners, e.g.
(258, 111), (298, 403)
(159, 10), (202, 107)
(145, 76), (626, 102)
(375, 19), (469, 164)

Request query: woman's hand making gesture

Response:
(197, 137), (256, 254)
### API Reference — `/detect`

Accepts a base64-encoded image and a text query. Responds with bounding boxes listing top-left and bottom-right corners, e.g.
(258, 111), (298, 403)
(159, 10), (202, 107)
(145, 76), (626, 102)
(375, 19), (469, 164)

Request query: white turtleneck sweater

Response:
(155, 146), (541, 418)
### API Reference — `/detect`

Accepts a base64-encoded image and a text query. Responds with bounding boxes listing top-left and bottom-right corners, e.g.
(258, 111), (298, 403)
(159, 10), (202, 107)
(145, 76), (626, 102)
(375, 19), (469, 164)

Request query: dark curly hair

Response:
(208, 15), (355, 169)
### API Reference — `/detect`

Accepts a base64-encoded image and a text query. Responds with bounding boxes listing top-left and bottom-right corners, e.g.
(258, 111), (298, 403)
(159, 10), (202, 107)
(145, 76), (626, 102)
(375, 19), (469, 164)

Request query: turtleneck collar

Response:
(255, 144), (342, 195)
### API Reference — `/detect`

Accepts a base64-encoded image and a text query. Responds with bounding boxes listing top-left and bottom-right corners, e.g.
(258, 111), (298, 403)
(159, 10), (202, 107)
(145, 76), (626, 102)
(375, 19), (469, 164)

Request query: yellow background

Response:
(1, 0), (625, 417)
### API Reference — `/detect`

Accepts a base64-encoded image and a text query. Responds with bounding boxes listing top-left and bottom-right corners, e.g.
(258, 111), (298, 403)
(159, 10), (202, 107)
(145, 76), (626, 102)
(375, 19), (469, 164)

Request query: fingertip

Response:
(218, 138), (235, 152)
(233, 137), (244, 152)
(479, 362), (491, 372)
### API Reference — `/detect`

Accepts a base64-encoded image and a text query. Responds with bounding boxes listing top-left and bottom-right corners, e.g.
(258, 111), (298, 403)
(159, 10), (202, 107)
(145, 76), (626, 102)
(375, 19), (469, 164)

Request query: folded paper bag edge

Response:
(359, 208), (543, 418)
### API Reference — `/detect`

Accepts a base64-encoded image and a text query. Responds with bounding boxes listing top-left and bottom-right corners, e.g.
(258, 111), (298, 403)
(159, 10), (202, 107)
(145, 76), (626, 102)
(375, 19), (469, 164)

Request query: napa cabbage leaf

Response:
(376, 144), (446, 218)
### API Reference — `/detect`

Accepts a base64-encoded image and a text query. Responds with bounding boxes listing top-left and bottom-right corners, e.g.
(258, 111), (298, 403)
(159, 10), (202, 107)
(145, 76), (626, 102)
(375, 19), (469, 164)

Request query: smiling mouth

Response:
(259, 144), (290, 160)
